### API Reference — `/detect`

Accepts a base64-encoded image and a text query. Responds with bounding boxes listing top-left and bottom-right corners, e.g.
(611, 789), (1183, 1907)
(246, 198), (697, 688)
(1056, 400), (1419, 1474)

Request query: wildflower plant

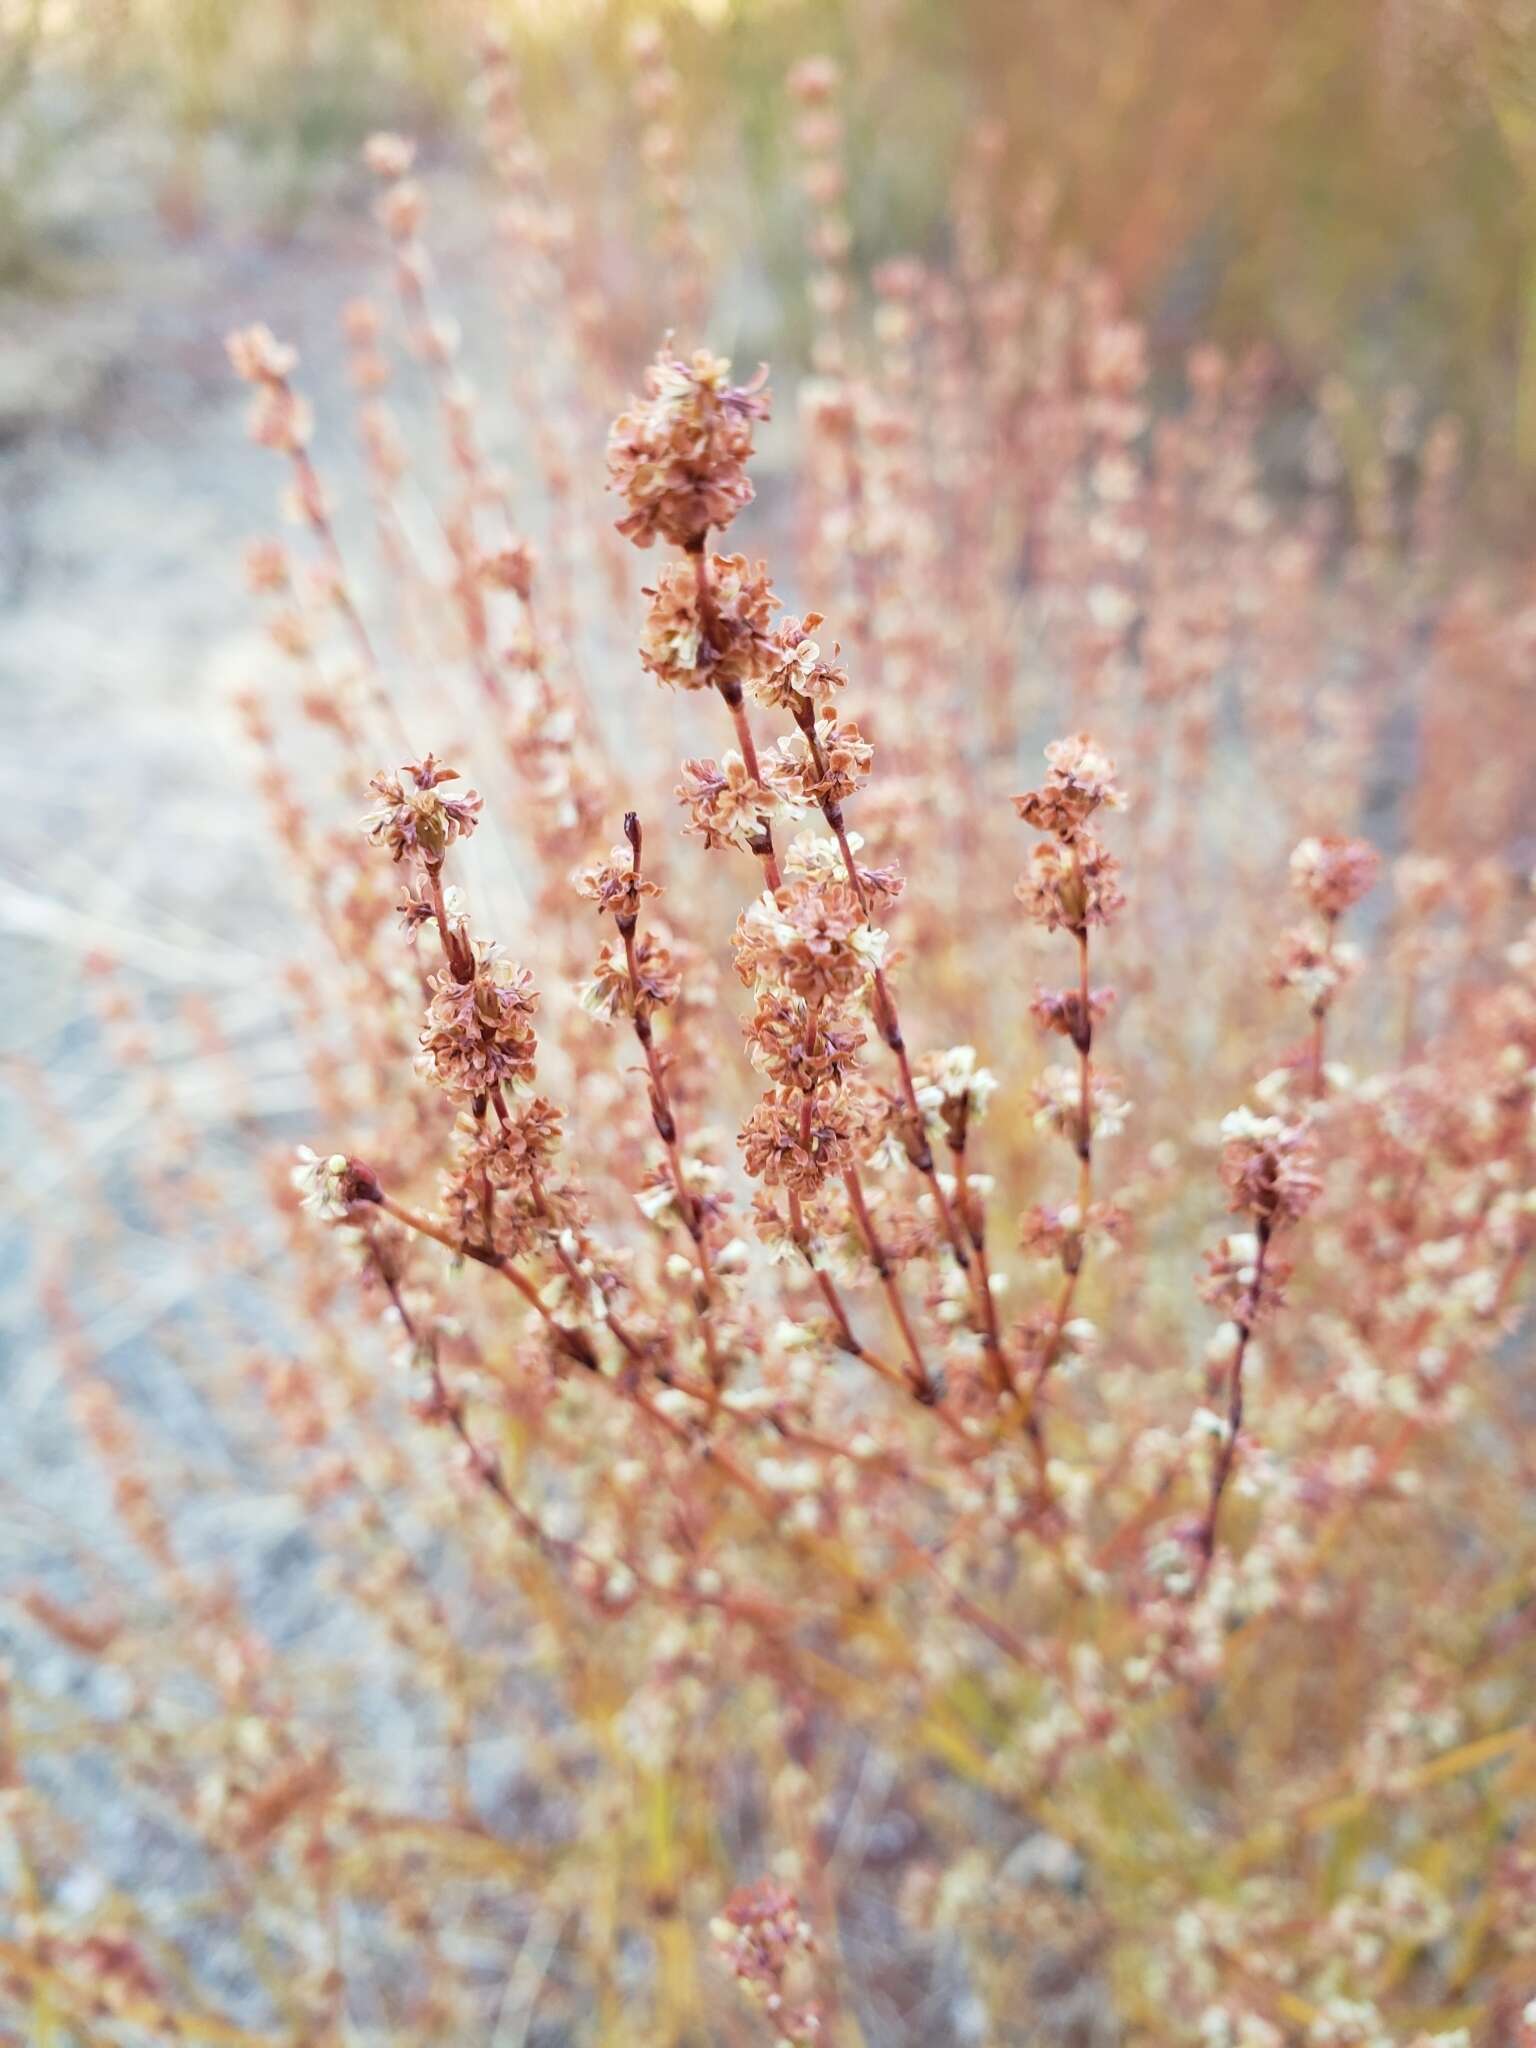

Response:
(9, 52), (1536, 2048)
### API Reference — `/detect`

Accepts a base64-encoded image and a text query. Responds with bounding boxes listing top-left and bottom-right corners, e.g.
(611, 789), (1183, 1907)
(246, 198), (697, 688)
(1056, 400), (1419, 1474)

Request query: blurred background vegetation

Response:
(3, 0), (1533, 518)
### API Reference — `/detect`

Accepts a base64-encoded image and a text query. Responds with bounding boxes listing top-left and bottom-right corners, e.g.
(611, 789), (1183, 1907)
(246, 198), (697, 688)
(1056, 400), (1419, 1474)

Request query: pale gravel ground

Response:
(1, 123), (582, 1348)
(3, 140), (394, 1566)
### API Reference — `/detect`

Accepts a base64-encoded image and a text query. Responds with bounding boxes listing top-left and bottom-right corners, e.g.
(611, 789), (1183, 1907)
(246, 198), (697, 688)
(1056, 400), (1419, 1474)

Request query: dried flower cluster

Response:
(13, 59), (1536, 2048)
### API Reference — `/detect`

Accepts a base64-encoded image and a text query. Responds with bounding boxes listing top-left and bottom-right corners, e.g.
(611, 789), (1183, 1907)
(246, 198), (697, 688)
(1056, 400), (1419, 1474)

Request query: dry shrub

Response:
(8, 37), (1536, 2048)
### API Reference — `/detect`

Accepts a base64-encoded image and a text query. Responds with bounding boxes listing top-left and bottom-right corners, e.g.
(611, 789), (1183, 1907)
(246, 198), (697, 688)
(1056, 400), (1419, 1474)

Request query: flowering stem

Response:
(788, 1199), (860, 1348)
(412, 832), (654, 1375)
(266, 367), (412, 757)
(423, 862), (469, 979)
(618, 814), (726, 1385)
(784, 1202), (972, 1446)
(1022, 926), (1095, 1475)
(365, 1222), (802, 1645)
(842, 1167), (935, 1404)
(523, 1158), (655, 1369)
(793, 993), (940, 1415)
(946, 1122), (1018, 1403)
(1075, 928), (1093, 1167)
(693, 610), (954, 1424)
(377, 1191), (600, 1371)
(378, 1187), (789, 1531)
(1194, 1214), (1273, 1586)
(375, 165), (611, 788)
(692, 544), (783, 888)
(813, 745), (1005, 1370)
(1310, 911), (1339, 1100)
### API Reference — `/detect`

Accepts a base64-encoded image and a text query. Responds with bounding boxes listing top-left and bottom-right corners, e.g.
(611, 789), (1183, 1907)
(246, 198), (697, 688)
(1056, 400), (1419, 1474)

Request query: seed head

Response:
(291, 1148), (381, 1220)
(640, 553), (778, 692)
(1289, 835), (1380, 920)
(1014, 735), (1126, 840)
(364, 758), (483, 867)
(608, 345), (771, 550)
(417, 945), (539, 1099)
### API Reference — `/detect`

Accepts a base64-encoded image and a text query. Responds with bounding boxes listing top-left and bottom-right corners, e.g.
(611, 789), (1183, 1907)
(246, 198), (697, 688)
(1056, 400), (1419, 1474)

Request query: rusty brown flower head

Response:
(1013, 735), (1126, 841)
(417, 944), (539, 1099)
(640, 553), (778, 693)
(733, 878), (887, 1003)
(1289, 835), (1381, 921)
(364, 758), (483, 867)
(608, 346), (771, 550)
(1218, 1107), (1322, 1224)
